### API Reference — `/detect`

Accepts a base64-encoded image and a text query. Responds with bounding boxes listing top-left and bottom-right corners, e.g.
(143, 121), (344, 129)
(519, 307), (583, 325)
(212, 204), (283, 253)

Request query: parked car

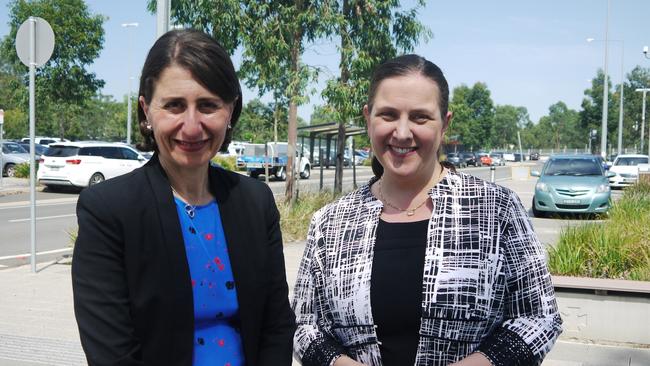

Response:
(531, 155), (615, 217)
(445, 152), (466, 168)
(37, 141), (147, 190)
(1, 142), (30, 177)
(608, 154), (650, 189)
(476, 152), (492, 166)
(17, 142), (47, 159)
(530, 152), (540, 160)
(460, 152), (478, 167)
(20, 137), (67, 146)
(489, 152), (506, 166)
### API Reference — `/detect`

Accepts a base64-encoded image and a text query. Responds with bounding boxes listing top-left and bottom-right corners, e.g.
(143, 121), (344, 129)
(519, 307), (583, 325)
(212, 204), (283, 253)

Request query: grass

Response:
(211, 155), (237, 171)
(13, 162), (31, 178)
(548, 181), (650, 281)
(277, 191), (342, 243)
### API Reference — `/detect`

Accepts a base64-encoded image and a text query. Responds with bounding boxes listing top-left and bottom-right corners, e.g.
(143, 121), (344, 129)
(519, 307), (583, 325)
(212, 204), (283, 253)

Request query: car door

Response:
(99, 146), (126, 180)
(119, 147), (145, 174)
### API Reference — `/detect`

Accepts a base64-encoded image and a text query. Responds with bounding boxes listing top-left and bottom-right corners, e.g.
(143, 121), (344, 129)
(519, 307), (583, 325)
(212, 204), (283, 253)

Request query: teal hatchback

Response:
(531, 155), (615, 217)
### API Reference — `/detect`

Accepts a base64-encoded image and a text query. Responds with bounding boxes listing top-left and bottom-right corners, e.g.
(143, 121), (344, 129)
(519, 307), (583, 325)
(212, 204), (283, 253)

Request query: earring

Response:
(146, 122), (152, 130)
(227, 123), (232, 129)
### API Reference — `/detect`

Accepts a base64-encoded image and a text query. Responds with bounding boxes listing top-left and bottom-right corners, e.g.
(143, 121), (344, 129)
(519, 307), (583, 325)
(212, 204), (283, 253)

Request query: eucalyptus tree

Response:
(321, 0), (430, 191)
(150, 0), (326, 201)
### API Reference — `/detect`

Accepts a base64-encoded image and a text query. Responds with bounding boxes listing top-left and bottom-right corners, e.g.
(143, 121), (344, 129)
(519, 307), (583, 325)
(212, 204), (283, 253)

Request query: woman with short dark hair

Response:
(292, 54), (562, 366)
(72, 29), (295, 366)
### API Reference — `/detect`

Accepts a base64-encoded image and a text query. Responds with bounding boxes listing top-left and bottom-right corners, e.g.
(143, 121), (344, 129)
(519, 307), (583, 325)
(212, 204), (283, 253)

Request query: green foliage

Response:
(211, 155), (237, 171)
(0, 0), (106, 140)
(277, 191), (342, 242)
(448, 83), (495, 150)
(548, 181), (650, 281)
(13, 162), (30, 178)
(322, 0), (431, 128)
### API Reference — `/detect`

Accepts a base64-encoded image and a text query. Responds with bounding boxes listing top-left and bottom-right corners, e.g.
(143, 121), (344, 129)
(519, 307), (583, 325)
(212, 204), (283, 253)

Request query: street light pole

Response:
(601, 0), (610, 159)
(121, 22), (138, 145)
(637, 88), (650, 155)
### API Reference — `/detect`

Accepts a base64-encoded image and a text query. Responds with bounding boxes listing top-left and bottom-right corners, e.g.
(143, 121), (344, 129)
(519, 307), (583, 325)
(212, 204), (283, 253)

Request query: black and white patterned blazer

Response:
(292, 170), (562, 366)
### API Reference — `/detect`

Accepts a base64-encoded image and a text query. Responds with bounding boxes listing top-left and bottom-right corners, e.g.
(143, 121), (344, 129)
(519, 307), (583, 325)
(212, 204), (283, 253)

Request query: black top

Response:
(371, 218), (429, 366)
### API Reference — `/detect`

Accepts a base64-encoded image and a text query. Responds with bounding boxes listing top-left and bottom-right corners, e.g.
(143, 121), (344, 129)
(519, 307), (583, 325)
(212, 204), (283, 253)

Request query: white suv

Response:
(37, 142), (146, 190)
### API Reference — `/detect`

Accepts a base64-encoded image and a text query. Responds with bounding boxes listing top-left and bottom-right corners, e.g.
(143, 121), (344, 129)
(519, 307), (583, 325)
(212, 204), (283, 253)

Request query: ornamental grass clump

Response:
(278, 191), (341, 243)
(548, 181), (650, 281)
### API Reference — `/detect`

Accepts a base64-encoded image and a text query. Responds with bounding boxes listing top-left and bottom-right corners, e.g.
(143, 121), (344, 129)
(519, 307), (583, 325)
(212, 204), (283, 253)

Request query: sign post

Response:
(15, 16), (55, 273)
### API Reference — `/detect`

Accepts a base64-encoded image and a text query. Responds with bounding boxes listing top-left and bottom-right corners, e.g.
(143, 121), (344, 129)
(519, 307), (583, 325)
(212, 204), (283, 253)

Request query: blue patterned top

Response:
(174, 197), (245, 366)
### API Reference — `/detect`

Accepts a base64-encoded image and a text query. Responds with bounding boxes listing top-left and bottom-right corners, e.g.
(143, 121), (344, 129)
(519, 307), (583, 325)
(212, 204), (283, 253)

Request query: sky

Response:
(1, 0), (650, 125)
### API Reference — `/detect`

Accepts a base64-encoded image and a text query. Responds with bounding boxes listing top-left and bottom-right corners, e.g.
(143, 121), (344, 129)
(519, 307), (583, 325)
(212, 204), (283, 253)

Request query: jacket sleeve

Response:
(292, 210), (347, 366)
(257, 186), (297, 366)
(72, 187), (144, 366)
(477, 191), (563, 366)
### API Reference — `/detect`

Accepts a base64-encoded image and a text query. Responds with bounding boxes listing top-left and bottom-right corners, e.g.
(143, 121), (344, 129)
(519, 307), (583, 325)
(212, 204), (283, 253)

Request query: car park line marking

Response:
(0, 247), (72, 261)
(9, 213), (76, 223)
(0, 198), (78, 210)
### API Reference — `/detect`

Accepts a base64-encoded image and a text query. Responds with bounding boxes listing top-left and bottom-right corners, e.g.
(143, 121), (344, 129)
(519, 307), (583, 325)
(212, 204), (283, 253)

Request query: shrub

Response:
(548, 181), (650, 281)
(278, 191), (342, 243)
(14, 162), (31, 178)
(211, 155), (237, 171)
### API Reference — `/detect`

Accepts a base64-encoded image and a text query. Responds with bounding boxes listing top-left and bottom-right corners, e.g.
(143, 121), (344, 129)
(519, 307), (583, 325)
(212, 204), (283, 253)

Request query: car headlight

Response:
(536, 182), (549, 192)
(596, 184), (610, 193)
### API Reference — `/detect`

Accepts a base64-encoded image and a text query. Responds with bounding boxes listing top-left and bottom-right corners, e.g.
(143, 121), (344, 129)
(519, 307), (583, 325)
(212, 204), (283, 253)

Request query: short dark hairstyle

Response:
(367, 54), (450, 177)
(137, 29), (242, 152)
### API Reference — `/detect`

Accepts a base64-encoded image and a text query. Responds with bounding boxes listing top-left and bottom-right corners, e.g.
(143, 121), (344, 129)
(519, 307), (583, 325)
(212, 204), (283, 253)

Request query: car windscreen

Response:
(545, 158), (603, 176)
(614, 157), (649, 166)
(43, 146), (80, 157)
(2, 143), (28, 154)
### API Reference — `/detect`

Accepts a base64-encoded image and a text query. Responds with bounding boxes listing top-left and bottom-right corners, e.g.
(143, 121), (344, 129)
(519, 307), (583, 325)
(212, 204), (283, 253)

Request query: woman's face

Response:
(140, 65), (234, 172)
(364, 73), (451, 182)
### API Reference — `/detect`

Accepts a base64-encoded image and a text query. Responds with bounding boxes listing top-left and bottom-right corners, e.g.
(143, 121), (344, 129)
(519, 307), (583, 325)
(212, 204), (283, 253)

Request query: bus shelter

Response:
(297, 122), (367, 191)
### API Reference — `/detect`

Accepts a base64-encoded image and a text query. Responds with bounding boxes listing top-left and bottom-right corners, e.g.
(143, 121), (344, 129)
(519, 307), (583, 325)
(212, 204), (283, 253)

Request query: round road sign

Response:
(15, 17), (55, 67)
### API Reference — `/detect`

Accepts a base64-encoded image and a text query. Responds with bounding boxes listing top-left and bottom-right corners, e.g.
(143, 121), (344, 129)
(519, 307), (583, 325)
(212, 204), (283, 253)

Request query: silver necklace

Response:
(378, 166), (445, 216)
(170, 186), (197, 219)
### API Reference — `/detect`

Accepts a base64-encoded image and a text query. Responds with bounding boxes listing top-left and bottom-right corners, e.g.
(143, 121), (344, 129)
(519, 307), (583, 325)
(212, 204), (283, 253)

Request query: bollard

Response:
(490, 165), (496, 183)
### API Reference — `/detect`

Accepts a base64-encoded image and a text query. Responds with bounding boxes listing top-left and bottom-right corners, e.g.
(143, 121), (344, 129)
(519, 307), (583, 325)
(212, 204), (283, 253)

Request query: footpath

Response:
(1, 176), (649, 365)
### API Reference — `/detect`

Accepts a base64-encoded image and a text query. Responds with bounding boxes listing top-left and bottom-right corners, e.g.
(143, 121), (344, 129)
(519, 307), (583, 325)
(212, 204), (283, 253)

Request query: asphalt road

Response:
(0, 163), (620, 268)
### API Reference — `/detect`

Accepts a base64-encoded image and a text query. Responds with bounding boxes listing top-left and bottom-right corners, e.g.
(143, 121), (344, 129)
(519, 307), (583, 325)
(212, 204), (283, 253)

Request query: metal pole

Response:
(617, 42), (624, 155)
(29, 17), (37, 273)
(517, 131), (524, 162)
(636, 88), (648, 153)
(319, 137), (323, 191)
(156, 0), (170, 38)
(121, 23), (138, 144)
(601, 0), (610, 159)
(352, 138), (357, 189)
(490, 166), (495, 183)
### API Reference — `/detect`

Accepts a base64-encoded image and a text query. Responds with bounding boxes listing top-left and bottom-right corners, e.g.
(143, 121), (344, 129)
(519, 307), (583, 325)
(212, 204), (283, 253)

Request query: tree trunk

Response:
(335, 0), (351, 193)
(285, 0), (303, 202)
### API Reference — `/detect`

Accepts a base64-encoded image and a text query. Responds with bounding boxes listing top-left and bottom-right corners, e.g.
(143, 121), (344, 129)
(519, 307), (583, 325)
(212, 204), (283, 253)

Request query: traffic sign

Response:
(15, 17), (54, 67)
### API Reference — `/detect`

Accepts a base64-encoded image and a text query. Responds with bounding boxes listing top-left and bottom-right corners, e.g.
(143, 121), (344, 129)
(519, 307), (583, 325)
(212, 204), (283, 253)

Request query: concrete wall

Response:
(556, 291), (650, 345)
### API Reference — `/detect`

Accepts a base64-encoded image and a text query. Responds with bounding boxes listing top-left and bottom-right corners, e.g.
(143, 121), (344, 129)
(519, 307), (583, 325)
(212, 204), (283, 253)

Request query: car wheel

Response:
(275, 167), (287, 181)
(249, 171), (260, 179)
(3, 163), (16, 177)
(88, 173), (105, 186)
(531, 198), (545, 218)
(300, 166), (310, 179)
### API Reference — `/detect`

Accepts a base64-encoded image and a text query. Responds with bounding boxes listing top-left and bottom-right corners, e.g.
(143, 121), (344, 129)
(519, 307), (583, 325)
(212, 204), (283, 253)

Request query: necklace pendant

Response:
(406, 210), (415, 216)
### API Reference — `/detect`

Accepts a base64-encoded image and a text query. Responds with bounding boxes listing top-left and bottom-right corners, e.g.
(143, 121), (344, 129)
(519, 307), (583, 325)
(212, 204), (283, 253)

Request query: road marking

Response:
(0, 247), (72, 261)
(0, 197), (78, 210)
(9, 213), (76, 223)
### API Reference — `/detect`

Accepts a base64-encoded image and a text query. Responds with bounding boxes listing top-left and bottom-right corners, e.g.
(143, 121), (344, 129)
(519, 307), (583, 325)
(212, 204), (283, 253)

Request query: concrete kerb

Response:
(0, 177), (34, 197)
